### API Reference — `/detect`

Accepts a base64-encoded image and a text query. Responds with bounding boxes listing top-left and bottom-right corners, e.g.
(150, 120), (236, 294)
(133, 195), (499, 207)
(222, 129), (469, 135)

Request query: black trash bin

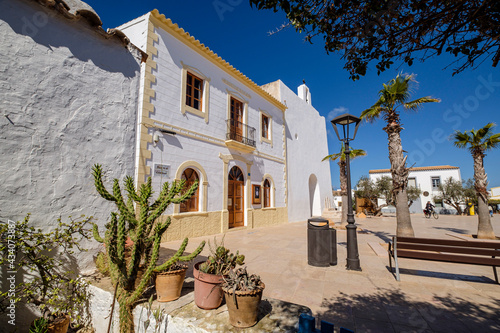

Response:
(307, 217), (337, 267)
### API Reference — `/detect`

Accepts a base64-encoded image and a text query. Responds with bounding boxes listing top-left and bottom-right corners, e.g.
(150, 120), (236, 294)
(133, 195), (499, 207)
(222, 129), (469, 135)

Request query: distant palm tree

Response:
(361, 74), (440, 237)
(453, 123), (500, 239)
(323, 145), (366, 225)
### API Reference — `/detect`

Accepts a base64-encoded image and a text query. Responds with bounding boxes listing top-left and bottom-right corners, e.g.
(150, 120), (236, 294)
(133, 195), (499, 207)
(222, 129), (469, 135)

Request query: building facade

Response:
(369, 165), (461, 213)
(119, 11), (291, 241)
(118, 10), (334, 240)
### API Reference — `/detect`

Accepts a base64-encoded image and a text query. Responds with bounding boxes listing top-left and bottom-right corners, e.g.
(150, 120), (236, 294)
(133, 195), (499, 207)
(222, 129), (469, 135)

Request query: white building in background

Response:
(491, 187), (500, 199)
(369, 165), (461, 213)
(262, 80), (333, 222)
(119, 10), (333, 240)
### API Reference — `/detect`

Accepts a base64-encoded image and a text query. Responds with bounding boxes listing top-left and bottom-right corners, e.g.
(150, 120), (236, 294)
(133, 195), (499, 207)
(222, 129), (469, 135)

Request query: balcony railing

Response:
(226, 119), (256, 147)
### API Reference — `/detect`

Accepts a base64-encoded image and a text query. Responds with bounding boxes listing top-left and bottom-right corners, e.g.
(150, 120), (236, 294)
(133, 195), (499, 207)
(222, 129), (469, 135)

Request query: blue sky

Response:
(85, 0), (500, 189)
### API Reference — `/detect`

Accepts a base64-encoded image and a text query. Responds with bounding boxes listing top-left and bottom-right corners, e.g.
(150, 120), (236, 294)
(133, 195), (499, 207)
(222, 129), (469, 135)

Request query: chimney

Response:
(298, 82), (311, 105)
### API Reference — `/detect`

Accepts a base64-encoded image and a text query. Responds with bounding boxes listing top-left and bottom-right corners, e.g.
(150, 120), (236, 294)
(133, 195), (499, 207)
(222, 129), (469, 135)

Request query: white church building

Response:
(118, 10), (332, 241)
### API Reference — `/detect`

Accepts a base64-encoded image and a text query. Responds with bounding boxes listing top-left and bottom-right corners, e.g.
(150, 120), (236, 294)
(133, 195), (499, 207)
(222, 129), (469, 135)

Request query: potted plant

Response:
(193, 238), (245, 309)
(0, 214), (93, 333)
(222, 267), (265, 328)
(155, 263), (188, 302)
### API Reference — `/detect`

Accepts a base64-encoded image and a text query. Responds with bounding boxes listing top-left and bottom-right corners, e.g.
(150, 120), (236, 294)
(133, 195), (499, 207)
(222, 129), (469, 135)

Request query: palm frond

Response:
(403, 96), (440, 111)
(485, 133), (500, 150)
(360, 105), (383, 123)
(453, 123), (500, 152)
(322, 153), (342, 162)
(453, 130), (472, 148)
(476, 122), (495, 138)
(349, 148), (367, 160)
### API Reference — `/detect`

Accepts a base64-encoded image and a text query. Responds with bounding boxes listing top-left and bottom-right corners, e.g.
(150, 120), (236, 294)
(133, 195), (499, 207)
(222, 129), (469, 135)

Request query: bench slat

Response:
(398, 243), (500, 256)
(397, 237), (500, 249)
(397, 249), (500, 266)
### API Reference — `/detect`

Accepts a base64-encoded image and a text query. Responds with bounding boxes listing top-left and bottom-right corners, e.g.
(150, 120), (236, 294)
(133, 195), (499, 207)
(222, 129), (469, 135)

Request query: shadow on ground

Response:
(431, 226), (470, 234)
(360, 229), (393, 243)
(317, 288), (500, 333)
(385, 265), (498, 285)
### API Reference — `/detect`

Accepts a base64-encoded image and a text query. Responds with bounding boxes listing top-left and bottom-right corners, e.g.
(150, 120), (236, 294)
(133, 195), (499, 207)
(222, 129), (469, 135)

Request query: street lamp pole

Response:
(331, 113), (361, 271)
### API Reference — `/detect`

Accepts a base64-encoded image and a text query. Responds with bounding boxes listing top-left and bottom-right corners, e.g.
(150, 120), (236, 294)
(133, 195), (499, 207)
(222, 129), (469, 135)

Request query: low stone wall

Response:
(88, 282), (310, 332)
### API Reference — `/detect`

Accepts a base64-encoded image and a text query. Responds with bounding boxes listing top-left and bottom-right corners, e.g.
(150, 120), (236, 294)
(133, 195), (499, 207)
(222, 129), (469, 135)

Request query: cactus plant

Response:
(91, 164), (205, 333)
(199, 237), (245, 275)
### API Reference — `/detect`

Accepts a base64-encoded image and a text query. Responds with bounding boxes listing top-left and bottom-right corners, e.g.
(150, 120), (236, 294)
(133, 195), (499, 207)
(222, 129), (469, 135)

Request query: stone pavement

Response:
(160, 214), (500, 332)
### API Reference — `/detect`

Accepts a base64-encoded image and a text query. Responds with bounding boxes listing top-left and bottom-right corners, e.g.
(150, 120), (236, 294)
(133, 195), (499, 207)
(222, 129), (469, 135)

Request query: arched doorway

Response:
(228, 166), (244, 228)
(309, 174), (321, 217)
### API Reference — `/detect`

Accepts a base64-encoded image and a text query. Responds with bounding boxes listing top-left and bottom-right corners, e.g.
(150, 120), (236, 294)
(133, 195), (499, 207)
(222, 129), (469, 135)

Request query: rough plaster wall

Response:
(0, 0), (141, 270)
(279, 81), (333, 222)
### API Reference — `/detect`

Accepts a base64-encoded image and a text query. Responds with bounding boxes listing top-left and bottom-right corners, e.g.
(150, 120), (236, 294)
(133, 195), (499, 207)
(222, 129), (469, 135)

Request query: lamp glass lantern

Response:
(330, 113), (362, 271)
(330, 113), (361, 143)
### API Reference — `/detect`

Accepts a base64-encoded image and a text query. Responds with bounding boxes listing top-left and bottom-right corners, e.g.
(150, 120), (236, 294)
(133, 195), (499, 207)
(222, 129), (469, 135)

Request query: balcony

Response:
(225, 119), (256, 153)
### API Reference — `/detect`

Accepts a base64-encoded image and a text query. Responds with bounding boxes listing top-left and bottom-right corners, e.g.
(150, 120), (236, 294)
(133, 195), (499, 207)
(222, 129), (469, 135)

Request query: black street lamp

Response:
(331, 113), (362, 271)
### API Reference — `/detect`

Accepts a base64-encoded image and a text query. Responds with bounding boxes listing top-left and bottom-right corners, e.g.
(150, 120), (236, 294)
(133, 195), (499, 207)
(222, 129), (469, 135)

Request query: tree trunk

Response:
(444, 199), (463, 215)
(339, 161), (348, 226)
(385, 125), (414, 237)
(395, 190), (414, 236)
(473, 153), (495, 239)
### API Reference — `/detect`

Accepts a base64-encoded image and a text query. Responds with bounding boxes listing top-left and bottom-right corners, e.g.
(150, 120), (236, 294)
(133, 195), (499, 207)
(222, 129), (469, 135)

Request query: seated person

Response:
(424, 201), (435, 214)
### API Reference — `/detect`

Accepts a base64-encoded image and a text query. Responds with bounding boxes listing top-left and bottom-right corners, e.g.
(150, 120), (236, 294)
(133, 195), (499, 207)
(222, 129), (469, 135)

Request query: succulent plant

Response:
(222, 267), (263, 292)
(198, 237), (245, 275)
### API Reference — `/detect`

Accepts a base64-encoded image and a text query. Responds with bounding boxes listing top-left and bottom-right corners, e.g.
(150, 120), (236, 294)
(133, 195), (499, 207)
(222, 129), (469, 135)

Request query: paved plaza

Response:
(160, 214), (500, 332)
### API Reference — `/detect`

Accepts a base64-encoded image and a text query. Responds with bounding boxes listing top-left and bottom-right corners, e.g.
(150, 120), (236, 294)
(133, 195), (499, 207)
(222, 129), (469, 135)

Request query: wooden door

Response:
(230, 97), (243, 142)
(228, 166), (244, 228)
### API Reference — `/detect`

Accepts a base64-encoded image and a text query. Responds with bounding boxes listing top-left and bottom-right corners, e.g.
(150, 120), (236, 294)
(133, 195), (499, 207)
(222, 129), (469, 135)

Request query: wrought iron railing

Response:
(226, 119), (256, 147)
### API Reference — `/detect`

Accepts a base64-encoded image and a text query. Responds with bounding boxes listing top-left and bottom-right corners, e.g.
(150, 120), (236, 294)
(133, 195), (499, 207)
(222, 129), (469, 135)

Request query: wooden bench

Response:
(388, 236), (500, 283)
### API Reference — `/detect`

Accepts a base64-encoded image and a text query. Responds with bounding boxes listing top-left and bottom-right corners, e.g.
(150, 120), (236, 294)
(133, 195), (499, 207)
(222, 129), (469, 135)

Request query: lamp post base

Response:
(346, 258), (362, 271)
(345, 222), (361, 271)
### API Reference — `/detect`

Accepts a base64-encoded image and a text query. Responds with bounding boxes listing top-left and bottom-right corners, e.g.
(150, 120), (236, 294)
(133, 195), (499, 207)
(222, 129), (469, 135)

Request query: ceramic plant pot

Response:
(222, 283), (265, 328)
(193, 261), (224, 309)
(155, 265), (187, 302)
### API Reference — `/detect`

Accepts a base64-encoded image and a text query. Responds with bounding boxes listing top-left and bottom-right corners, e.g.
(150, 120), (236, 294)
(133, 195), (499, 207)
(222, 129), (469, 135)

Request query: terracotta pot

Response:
(222, 283), (265, 328)
(155, 265), (187, 302)
(193, 261), (224, 309)
(47, 314), (70, 333)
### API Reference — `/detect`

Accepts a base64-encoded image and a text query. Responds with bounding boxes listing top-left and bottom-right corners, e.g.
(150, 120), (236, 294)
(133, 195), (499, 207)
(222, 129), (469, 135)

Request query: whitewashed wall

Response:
(0, 0), (142, 270)
(268, 81), (333, 222)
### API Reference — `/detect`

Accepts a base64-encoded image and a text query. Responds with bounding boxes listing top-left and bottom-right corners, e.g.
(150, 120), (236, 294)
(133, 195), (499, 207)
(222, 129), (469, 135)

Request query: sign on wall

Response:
(154, 164), (170, 177)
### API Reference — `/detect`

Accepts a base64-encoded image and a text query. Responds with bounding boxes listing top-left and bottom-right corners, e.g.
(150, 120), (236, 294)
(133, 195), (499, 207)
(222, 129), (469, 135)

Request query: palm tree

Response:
(323, 145), (366, 225)
(361, 74), (440, 237)
(453, 123), (500, 239)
